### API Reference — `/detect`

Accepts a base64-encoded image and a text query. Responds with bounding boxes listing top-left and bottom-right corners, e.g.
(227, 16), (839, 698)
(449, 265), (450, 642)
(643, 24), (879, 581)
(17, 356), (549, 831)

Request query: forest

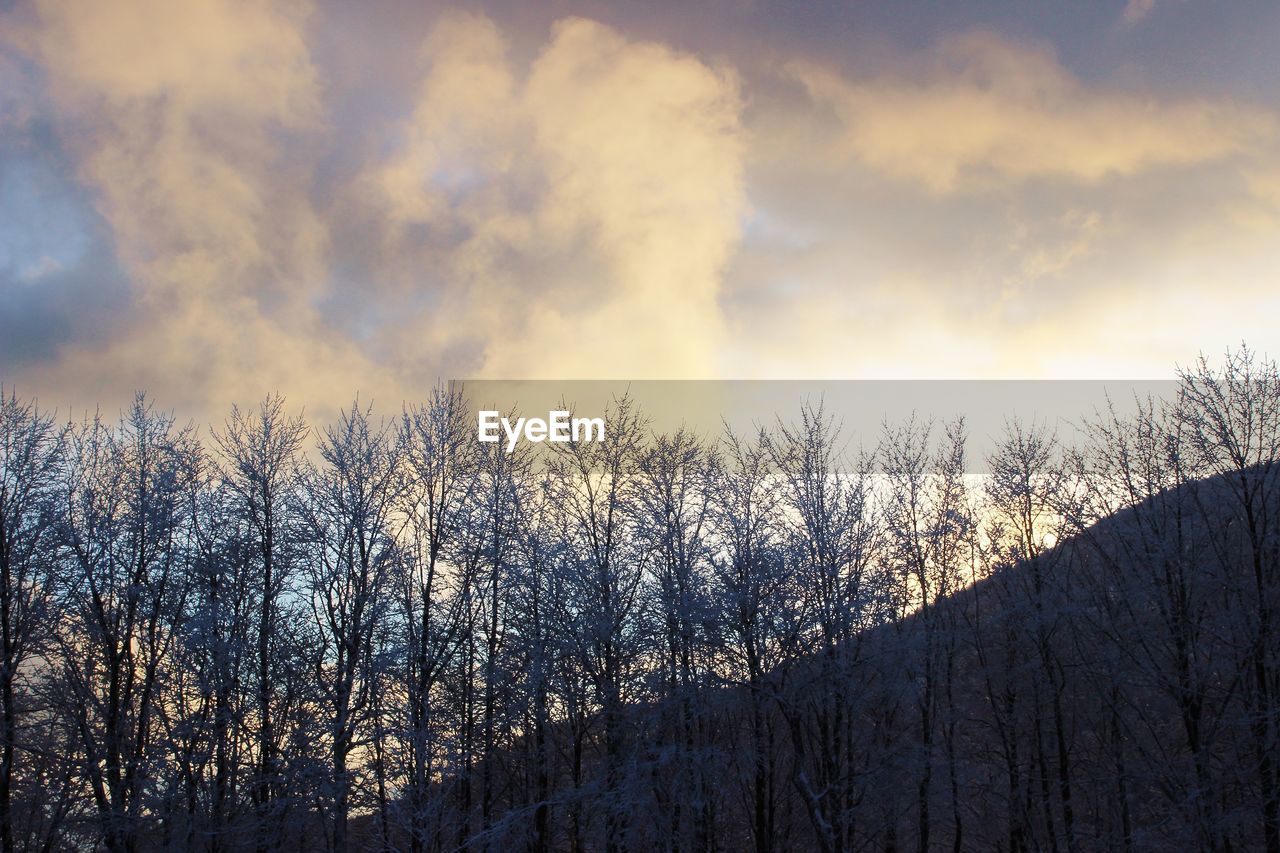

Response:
(1, 349), (1278, 852)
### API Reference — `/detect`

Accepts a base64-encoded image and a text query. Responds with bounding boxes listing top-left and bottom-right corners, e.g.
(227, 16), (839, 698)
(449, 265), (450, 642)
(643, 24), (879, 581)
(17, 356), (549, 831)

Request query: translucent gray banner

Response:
(452, 380), (1179, 472)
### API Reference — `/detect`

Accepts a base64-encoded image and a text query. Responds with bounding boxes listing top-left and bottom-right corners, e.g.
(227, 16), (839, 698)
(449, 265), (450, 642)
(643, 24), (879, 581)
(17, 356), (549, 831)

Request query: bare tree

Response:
(767, 401), (883, 853)
(1176, 346), (1280, 853)
(0, 388), (65, 853)
(981, 418), (1077, 853)
(394, 383), (476, 853)
(708, 425), (795, 853)
(212, 394), (309, 851)
(881, 415), (972, 853)
(544, 394), (650, 853)
(55, 396), (201, 851)
(4, 348), (1279, 851)
(635, 426), (718, 852)
(296, 399), (402, 853)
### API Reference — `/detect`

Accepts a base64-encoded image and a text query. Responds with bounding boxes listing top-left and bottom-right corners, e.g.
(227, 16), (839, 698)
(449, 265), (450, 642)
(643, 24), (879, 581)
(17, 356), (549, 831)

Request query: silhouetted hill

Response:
(382, 464), (1280, 852)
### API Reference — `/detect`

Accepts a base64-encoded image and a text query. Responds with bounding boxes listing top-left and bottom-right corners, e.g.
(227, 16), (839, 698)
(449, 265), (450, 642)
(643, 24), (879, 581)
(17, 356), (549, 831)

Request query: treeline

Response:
(1, 349), (1279, 852)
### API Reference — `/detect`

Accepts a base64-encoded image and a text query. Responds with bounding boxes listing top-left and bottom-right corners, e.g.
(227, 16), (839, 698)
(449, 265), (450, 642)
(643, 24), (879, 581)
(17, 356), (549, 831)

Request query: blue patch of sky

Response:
(0, 137), (132, 366)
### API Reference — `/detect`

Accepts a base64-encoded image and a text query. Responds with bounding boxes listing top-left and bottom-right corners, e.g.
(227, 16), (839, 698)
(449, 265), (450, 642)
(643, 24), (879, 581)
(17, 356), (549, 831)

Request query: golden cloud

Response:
(783, 31), (1276, 192)
(10, 3), (747, 419)
(366, 12), (747, 378)
(3, 4), (1279, 414)
(10, 0), (394, 422)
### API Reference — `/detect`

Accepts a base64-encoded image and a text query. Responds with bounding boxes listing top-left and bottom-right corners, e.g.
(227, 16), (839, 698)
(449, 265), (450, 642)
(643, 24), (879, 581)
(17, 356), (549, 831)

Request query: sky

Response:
(1, 0), (1278, 422)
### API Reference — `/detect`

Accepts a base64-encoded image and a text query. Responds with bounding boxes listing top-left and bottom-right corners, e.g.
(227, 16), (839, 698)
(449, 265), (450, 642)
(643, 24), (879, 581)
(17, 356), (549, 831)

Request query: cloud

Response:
(356, 12), (747, 378)
(722, 30), (1280, 379)
(5, 3), (746, 421)
(5, 0), (747, 422)
(6, 0), (399, 420)
(781, 31), (1274, 192)
(3, 2), (1280, 414)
